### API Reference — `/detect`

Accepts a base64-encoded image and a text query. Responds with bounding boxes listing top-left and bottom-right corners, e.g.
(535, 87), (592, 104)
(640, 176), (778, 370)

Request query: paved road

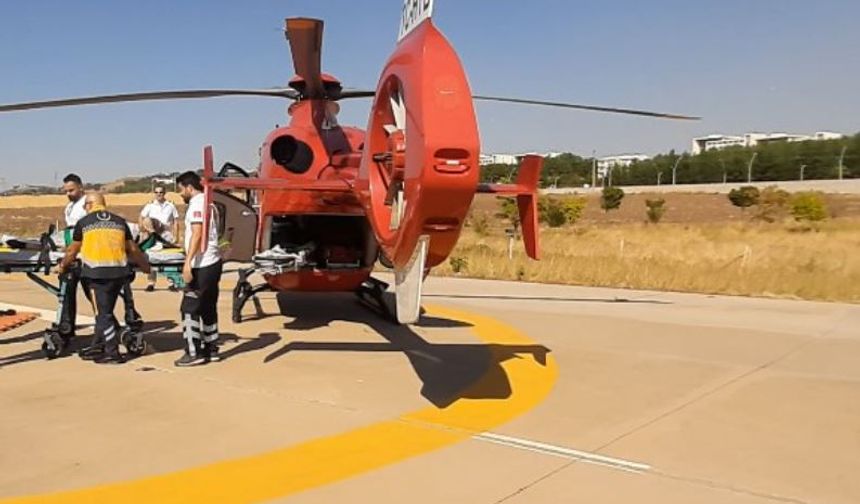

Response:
(0, 273), (858, 503)
(543, 178), (860, 195)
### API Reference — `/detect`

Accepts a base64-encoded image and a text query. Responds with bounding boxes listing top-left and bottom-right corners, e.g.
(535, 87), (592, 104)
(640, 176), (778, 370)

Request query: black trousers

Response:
(59, 268), (141, 337)
(180, 261), (223, 355)
(82, 277), (125, 352)
(57, 268), (80, 336)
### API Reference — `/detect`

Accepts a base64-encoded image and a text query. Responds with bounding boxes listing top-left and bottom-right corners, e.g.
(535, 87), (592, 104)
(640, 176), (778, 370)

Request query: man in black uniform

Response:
(175, 171), (223, 367)
(58, 193), (151, 364)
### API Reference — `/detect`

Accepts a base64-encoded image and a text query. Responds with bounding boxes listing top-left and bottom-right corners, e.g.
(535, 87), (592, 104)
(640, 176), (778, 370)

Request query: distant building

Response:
(1, 184), (57, 196)
(479, 153), (519, 165)
(479, 151), (565, 166)
(692, 131), (844, 155)
(597, 154), (650, 178)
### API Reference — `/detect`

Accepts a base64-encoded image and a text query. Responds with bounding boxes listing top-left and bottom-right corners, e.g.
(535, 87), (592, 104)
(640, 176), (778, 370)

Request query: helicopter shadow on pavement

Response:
(264, 292), (551, 409)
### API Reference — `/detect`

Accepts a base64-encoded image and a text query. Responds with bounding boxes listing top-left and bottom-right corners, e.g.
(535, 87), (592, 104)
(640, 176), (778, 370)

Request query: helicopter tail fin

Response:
(514, 155), (541, 260)
(476, 154), (543, 260)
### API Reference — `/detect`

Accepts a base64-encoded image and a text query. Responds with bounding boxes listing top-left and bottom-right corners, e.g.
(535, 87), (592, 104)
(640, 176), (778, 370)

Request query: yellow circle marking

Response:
(1, 304), (557, 503)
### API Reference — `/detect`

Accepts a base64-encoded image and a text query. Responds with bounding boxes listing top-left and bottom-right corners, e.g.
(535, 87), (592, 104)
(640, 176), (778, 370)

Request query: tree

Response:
(645, 198), (666, 224)
(480, 133), (859, 188)
(752, 185), (790, 222)
(790, 192), (828, 223)
(496, 197), (520, 231)
(601, 186), (625, 213)
(728, 186), (760, 211)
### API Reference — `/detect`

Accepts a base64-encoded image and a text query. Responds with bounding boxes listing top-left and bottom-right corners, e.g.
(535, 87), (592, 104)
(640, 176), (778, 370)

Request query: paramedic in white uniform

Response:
(139, 185), (179, 291)
(57, 174), (87, 337)
(174, 171), (222, 367)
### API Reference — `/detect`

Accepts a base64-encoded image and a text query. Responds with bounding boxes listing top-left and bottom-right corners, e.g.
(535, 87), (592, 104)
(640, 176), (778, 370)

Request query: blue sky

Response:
(0, 0), (858, 187)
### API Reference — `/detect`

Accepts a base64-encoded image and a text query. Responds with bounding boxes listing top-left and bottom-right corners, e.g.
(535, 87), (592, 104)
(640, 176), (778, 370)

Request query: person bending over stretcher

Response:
(139, 185), (180, 292)
(58, 192), (151, 364)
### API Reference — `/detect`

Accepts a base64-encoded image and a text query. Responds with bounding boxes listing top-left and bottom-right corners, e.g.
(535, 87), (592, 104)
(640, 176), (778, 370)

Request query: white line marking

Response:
(0, 302), (94, 325)
(473, 432), (651, 473)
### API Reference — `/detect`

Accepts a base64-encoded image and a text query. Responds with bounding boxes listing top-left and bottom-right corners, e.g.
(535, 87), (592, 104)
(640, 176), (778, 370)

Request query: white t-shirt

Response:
(184, 193), (220, 269)
(140, 200), (179, 242)
(64, 197), (87, 227)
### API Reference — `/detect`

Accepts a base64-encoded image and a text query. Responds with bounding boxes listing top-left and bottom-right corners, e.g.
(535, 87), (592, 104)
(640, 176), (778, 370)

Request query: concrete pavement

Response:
(0, 272), (857, 503)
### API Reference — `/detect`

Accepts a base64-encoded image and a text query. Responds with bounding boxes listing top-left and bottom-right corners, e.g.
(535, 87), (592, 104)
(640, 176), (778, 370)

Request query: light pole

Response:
(591, 150), (597, 188)
(747, 152), (758, 183)
(799, 164), (806, 181)
(838, 145), (847, 180)
(671, 156), (682, 185)
(657, 171), (663, 186)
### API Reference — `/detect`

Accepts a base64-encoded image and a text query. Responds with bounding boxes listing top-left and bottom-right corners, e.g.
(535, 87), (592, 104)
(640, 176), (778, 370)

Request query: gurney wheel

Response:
(41, 331), (65, 359)
(57, 321), (74, 336)
(120, 328), (147, 356)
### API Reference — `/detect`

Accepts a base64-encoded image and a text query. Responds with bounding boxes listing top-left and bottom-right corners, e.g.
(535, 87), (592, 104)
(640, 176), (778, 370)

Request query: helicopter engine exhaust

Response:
(271, 135), (314, 174)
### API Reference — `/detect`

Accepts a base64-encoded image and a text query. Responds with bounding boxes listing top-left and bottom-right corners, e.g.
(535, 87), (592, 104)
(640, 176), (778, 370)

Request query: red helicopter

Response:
(0, 1), (696, 324)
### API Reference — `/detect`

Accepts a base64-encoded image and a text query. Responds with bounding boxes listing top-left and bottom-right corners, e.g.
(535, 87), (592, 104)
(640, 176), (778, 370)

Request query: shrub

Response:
(541, 198), (567, 227)
(753, 185), (790, 223)
(561, 197), (587, 224)
(503, 195), (586, 229)
(645, 198), (666, 224)
(449, 256), (468, 274)
(601, 186), (625, 213)
(790, 192), (828, 223)
(728, 186), (760, 211)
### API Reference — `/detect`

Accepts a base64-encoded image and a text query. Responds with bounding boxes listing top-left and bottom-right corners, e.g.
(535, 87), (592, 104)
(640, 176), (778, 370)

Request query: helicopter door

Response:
(212, 190), (258, 262)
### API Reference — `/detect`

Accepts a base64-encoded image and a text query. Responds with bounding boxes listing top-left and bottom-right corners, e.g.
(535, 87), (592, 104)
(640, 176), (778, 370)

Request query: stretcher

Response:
(0, 227), (187, 359)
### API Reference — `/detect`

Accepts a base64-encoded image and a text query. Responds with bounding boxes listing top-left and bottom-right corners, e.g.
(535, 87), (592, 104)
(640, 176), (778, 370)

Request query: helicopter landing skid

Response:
(232, 267), (273, 323)
(355, 277), (395, 322)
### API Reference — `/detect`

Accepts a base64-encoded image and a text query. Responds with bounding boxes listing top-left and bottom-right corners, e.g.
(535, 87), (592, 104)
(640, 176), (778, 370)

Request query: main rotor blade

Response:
(336, 90), (699, 120)
(338, 89), (376, 99)
(285, 18), (324, 99)
(0, 88), (298, 113)
(472, 95), (700, 120)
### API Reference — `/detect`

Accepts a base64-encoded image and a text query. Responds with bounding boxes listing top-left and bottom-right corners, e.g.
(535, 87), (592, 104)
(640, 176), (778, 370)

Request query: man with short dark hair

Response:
(62, 173), (87, 232)
(57, 173), (87, 338)
(175, 171), (222, 366)
(58, 192), (151, 364)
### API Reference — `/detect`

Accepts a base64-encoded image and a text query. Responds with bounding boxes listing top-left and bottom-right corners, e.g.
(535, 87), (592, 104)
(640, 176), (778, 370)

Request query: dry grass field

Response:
(436, 220), (860, 303)
(0, 194), (184, 236)
(3, 192), (859, 302)
(0, 193), (182, 210)
(443, 193), (860, 303)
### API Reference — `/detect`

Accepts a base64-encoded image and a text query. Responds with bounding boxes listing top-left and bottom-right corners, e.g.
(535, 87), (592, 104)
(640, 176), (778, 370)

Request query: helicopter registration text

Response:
(398, 0), (434, 42)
